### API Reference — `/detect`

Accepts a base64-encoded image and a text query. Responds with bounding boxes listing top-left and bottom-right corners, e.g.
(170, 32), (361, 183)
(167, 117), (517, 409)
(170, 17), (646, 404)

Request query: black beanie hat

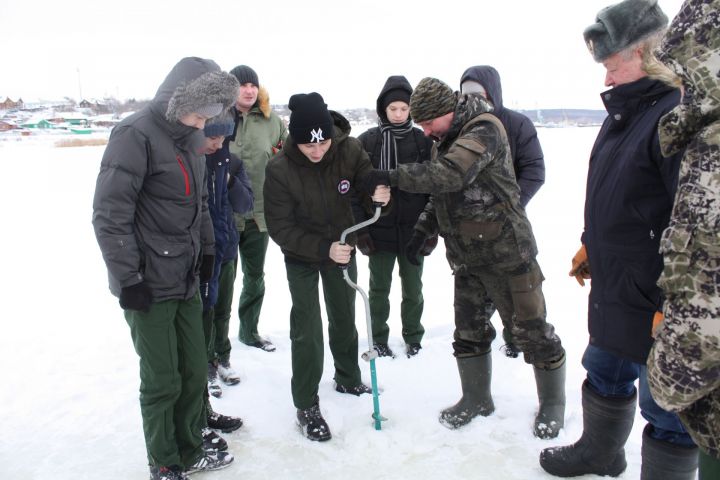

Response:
(230, 65), (259, 87)
(288, 92), (334, 144)
(583, 0), (668, 62)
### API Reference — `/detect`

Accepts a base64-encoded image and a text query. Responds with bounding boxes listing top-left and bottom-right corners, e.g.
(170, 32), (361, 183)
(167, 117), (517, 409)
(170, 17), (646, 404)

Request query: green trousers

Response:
(124, 294), (205, 468)
(203, 259), (236, 362)
(368, 251), (425, 344)
(237, 220), (269, 344)
(700, 449), (720, 480)
(286, 258), (362, 410)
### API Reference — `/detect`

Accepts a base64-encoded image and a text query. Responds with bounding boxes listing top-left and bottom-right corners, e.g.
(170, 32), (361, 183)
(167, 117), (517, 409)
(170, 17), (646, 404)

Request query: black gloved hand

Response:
(356, 232), (375, 256)
(199, 254), (215, 284)
(405, 232), (427, 267)
(363, 170), (391, 193)
(419, 234), (439, 256)
(119, 281), (152, 312)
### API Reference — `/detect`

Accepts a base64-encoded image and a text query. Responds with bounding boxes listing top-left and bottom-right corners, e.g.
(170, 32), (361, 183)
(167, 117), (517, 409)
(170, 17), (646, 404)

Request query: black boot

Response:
(533, 358), (566, 439)
(439, 353), (494, 429)
(539, 380), (636, 477)
(297, 399), (331, 442)
(640, 424), (698, 479)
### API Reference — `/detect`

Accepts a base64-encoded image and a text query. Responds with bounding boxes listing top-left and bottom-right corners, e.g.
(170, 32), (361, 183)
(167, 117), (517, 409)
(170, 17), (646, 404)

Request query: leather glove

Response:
(569, 244), (590, 286)
(199, 254), (215, 284)
(419, 234), (438, 256)
(356, 232), (375, 256)
(363, 170), (391, 193)
(405, 232), (427, 267)
(119, 281), (152, 312)
(651, 311), (664, 338)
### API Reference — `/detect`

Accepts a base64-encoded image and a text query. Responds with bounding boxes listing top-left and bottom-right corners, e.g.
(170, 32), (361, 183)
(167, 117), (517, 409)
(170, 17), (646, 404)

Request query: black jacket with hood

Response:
(93, 57), (237, 302)
(357, 76), (434, 253)
(460, 66), (545, 207)
(264, 111), (380, 268)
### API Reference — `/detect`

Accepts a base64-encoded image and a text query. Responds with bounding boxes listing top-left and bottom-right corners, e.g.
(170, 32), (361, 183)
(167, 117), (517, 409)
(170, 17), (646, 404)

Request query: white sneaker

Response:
(185, 450), (233, 475)
(217, 360), (241, 386)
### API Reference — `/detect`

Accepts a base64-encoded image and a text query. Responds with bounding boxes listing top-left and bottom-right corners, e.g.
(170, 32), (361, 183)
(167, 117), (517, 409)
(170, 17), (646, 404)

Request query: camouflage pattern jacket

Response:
(646, 0), (720, 458)
(389, 93), (537, 271)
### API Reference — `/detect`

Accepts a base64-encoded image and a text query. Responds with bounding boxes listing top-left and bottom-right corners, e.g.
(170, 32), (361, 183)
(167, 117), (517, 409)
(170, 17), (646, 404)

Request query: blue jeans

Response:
(582, 344), (695, 447)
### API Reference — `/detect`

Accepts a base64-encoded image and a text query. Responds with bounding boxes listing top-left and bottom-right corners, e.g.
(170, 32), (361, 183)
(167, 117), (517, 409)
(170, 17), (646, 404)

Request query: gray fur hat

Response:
(410, 77), (457, 123)
(584, 0), (668, 62)
(166, 71), (239, 123)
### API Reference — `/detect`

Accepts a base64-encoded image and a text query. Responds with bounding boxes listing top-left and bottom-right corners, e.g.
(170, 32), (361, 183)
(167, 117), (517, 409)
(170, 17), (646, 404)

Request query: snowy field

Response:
(0, 126), (657, 479)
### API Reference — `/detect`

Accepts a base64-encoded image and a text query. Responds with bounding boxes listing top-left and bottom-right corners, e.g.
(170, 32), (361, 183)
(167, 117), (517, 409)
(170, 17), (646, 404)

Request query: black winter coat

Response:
(460, 66), (545, 206)
(582, 77), (682, 363)
(356, 127), (433, 252)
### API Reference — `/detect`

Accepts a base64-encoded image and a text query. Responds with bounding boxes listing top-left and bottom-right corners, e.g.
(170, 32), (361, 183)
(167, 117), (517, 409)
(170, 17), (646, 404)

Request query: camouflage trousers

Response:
(648, 246), (720, 458)
(452, 258), (565, 368)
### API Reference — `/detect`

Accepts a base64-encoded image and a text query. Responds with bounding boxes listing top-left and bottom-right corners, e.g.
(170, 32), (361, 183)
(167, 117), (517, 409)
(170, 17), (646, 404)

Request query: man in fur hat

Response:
(539, 1), (698, 478)
(92, 57), (238, 480)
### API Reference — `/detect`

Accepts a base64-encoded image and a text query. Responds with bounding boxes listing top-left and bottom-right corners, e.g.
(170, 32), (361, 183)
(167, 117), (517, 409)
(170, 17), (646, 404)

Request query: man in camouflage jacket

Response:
(647, 0), (720, 477)
(366, 77), (566, 439)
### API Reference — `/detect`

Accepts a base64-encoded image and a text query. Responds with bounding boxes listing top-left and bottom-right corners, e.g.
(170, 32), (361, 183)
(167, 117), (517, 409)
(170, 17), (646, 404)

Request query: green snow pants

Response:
(286, 258), (362, 410)
(700, 449), (720, 480)
(212, 259), (237, 362)
(368, 251), (425, 345)
(124, 293), (205, 469)
(237, 220), (269, 345)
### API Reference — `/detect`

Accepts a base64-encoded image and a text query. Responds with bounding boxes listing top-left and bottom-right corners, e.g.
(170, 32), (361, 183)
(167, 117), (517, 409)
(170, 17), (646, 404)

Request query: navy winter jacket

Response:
(582, 77), (682, 363)
(460, 66), (545, 207)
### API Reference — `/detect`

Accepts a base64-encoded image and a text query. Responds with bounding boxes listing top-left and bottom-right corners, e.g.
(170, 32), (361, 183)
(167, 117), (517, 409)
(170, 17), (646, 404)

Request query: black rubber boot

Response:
(640, 424), (698, 480)
(533, 358), (566, 439)
(539, 380), (636, 477)
(439, 353), (494, 429)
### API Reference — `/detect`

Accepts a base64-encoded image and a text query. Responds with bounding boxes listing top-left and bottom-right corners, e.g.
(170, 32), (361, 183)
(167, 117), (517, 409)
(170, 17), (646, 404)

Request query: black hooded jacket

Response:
(460, 66), (545, 206)
(356, 76), (434, 253)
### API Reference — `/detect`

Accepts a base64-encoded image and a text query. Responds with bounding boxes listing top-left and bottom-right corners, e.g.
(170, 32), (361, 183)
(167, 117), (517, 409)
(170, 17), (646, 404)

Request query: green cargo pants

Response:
(237, 220), (269, 344)
(124, 294), (206, 468)
(368, 251), (425, 344)
(212, 259), (236, 362)
(286, 258), (362, 410)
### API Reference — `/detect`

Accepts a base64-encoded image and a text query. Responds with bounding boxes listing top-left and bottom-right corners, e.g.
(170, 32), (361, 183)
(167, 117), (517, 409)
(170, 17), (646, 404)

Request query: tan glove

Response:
(569, 244), (591, 287)
(651, 311), (664, 338)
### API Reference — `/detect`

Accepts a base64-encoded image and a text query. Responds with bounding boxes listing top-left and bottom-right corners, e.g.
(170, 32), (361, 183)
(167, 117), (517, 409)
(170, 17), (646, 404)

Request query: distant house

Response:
(0, 119), (18, 131)
(0, 97), (24, 110)
(21, 118), (54, 129)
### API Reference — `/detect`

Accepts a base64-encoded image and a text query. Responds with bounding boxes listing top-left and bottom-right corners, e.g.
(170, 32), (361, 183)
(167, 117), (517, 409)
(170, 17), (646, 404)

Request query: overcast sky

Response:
(1, 0), (685, 110)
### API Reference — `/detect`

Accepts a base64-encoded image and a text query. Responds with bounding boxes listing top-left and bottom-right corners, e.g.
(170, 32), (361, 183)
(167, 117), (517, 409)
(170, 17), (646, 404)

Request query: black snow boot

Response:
(533, 357), (566, 439)
(201, 428), (227, 452)
(297, 399), (332, 442)
(640, 424), (698, 480)
(207, 403), (243, 433)
(439, 353), (494, 429)
(539, 380), (636, 477)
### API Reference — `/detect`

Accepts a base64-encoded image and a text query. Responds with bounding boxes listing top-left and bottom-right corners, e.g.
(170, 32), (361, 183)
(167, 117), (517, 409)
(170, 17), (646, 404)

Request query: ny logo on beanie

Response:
(310, 128), (325, 143)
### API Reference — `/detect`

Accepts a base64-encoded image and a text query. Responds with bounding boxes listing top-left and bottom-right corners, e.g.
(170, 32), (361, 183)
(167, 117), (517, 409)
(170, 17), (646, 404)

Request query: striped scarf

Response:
(379, 119), (414, 170)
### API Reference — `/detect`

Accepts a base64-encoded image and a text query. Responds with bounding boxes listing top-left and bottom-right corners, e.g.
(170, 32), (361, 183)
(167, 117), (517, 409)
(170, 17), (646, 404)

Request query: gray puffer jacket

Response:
(92, 57), (237, 302)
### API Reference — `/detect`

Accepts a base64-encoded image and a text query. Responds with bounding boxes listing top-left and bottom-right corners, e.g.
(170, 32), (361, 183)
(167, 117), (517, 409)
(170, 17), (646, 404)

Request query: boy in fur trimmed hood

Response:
(93, 57), (238, 480)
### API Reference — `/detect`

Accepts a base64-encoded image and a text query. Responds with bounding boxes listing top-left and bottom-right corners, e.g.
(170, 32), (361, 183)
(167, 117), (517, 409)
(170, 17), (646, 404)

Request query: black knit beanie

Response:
(230, 65), (259, 87)
(288, 92), (334, 144)
(410, 77), (457, 123)
(584, 0), (668, 62)
(203, 111), (235, 138)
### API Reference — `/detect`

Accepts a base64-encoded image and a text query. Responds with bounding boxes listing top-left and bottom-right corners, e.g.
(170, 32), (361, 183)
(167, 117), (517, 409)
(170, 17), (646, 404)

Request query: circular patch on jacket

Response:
(337, 179), (351, 194)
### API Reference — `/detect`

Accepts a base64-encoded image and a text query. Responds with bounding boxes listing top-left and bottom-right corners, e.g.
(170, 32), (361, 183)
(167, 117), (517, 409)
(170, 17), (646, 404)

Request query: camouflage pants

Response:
(452, 258), (565, 367)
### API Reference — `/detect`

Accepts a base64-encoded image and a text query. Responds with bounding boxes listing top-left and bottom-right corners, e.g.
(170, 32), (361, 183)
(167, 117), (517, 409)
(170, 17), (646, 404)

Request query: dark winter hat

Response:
(583, 0), (668, 62)
(203, 111), (235, 138)
(166, 70), (239, 122)
(230, 65), (259, 87)
(288, 92), (334, 144)
(410, 77), (457, 123)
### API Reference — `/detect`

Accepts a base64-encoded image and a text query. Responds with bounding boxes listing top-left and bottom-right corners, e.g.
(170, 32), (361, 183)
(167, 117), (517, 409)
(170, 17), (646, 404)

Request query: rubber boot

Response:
(539, 380), (636, 477)
(533, 358), (566, 439)
(699, 449), (720, 480)
(439, 353), (494, 429)
(640, 424), (698, 480)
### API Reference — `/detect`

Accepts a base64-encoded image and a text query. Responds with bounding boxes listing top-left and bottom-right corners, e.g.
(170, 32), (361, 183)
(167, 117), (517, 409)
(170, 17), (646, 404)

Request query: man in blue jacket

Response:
(539, 1), (697, 478)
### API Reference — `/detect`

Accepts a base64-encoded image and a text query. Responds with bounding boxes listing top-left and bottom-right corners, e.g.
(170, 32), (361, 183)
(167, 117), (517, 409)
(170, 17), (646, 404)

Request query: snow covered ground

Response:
(1, 126), (656, 479)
